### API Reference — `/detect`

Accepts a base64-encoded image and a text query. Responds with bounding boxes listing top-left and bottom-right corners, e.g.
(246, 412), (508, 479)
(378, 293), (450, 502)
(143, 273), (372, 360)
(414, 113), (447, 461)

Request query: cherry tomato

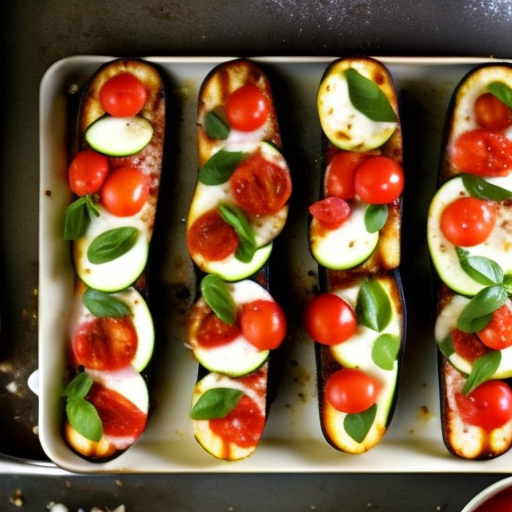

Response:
(99, 72), (148, 117)
(230, 152), (292, 216)
(325, 151), (368, 199)
(478, 304), (512, 350)
(187, 209), (239, 262)
(68, 150), (109, 196)
(304, 293), (357, 345)
(354, 156), (404, 204)
(225, 84), (270, 132)
(309, 197), (351, 228)
(440, 196), (496, 247)
(100, 166), (150, 217)
(455, 380), (512, 431)
(451, 328), (489, 363)
(240, 299), (287, 350)
(450, 129), (512, 177)
(325, 368), (381, 414)
(87, 383), (147, 438)
(196, 311), (241, 348)
(474, 92), (512, 132)
(72, 317), (138, 371)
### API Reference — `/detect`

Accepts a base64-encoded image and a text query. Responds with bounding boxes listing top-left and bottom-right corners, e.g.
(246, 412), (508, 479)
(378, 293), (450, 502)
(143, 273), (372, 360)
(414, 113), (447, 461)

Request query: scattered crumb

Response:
(10, 489), (24, 507)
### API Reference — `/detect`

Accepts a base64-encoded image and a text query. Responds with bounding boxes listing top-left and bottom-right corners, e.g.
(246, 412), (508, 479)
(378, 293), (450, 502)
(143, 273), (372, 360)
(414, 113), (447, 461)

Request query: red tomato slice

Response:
(100, 166), (151, 217)
(325, 151), (368, 199)
(187, 209), (239, 262)
(440, 196), (496, 247)
(99, 73), (148, 117)
(449, 129), (512, 177)
(241, 299), (287, 350)
(225, 84), (270, 132)
(451, 328), (490, 363)
(304, 293), (357, 345)
(325, 368), (381, 414)
(196, 311), (241, 348)
(478, 304), (512, 350)
(87, 383), (147, 438)
(309, 197), (351, 228)
(474, 92), (512, 132)
(455, 380), (512, 431)
(354, 156), (404, 204)
(209, 394), (265, 448)
(69, 150), (109, 196)
(230, 152), (292, 216)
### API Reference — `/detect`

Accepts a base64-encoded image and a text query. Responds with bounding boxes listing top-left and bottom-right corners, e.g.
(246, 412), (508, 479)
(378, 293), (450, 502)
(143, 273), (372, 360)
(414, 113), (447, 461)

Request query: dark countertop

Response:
(2, 0), (512, 510)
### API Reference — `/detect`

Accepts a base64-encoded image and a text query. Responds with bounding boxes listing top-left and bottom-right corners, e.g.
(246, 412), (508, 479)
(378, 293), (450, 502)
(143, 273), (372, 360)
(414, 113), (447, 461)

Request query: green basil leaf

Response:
(189, 387), (244, 420)
(198, 149), (246, 185)
(457, 285), (507, 333)
(364, 204), (388, 233)
(463, 350), (501, 395)
(344, 404), (377, 443)
(218, 203), (257, 263)
(64, 372), (93, 401)
(87, 227), (139, 264)
(66, 398), (103, 442)
(64, 197), (90, 240)
(82, 288), (131, 318)
(344, 68), (397, 123)
(372, 333), (400, 371)
(456, 247), (504, 286)
(204, 110), (230, 140)
(461, 173), (512, 201)
(438, 335), (455, 359)
(356, 278), (392, 332)
(200, 274), (237, 325)
(488, 81), (512, 110)
(504, 274), (512, 294)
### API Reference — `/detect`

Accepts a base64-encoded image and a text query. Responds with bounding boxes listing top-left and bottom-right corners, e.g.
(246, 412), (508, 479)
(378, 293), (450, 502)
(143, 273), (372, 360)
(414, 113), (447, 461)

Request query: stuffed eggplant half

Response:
(305, 57), (406, 454)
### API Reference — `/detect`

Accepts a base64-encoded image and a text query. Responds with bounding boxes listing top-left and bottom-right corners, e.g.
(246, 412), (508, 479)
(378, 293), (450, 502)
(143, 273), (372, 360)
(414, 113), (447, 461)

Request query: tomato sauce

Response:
(473, 486), (512, 512)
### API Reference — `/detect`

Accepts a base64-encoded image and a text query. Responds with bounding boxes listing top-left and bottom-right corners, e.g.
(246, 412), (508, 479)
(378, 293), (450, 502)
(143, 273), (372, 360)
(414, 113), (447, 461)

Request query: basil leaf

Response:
(218, 203), (257, 263)
(372, 333), (400, 371)
(87, 227), (139, 264)
(189, 387), (244, 420)
(488, 81), (512, 110)
(463, 351), (501, 395)
(204, 110), (230, 140)
(66, 398), (103, 442)
(456, 247), (504, 286)
(344, 404), (377, 443)
(438, 335), (455, 359)
(356, 278), (392, 332)
(344, 68), (397, 123)
(200, 274), (236, 325)
(457, 285), (507, 333)
(64, 372), (93, 401)
(198, 149), (246, 185)
(82, 288), (131, 318)
(365, 204), (388, 233)
(64, 197), (90, 240)
(461, 173), (512, 201)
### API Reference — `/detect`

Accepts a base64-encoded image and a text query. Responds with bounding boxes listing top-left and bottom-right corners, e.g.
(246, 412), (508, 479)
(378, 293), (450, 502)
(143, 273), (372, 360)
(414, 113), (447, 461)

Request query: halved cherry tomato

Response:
(354, 156), (404, 204)
(440, 196), (496, 247)
(196, 311), (241, 348)
(187, 209), (239, 262)
(72, 317), (138, 371)
(451, 328), (489, 363)
(100, 166), (150, 217)
(241, 299), (286, 350)
(450, 129), (512, 177)
(455, 380), (512, 431)
(304, 293), (357, 345)
(225, 84), (270, 132)
(99, 72), (148, 117)
(68, 150), (109, 196)
(478, 304), (512, 350)
(474, 92), (512, 132)
(325, 151), (368, 199)
(87, 383), (147, 438)
(230, 152), (291, 216)
(309, 197), (351, 228)
(325, 368), (381, 414)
